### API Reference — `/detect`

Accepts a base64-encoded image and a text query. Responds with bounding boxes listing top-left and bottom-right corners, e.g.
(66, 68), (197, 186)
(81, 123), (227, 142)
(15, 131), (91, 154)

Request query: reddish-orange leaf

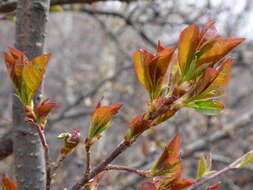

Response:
(22, 53), (51, 105)
(198, 18), (219, 47)
(139, 182), (156, 190)
(198, 38), (245, 65)
(205, 182), (221, 190)
(196, 58), (233, 100)
(178, 24), (200, 74)
(125, 114), (152, 142)
(3, 48), (28, 91)
(35, 98), (57, 119)
(132, 49), (153, 92)
(1, 174), (19, 190)
(89, 102), (123, 139)
(59, 129), (81, 156)
(152, 133), (181, 176)
(133, 41), (175, 100)
(189, 67), (219, 99)
(168, 178), (196, 190)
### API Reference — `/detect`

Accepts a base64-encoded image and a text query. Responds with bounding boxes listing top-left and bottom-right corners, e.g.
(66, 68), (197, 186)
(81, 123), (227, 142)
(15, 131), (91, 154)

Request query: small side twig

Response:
(105, 164), (149, 177)
(187, 150), (253, 190)
(34, 123), (51, 190)
(51, 154), (66, 175)
(85, 143), (91, 176)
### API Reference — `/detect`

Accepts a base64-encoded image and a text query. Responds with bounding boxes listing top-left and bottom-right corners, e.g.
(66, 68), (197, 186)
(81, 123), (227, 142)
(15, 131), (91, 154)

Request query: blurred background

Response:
(0, 0), (253, 189)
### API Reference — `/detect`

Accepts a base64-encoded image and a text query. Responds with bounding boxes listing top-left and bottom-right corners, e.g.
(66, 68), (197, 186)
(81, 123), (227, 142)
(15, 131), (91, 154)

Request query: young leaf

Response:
(205, 182), (221, 190)
(167, 178), (196, 190)
(198, 38), (245, 66)
(88, 100), (123, 143)
(1, 174), (19, 190)
(3, 48), (51, 106)
(178, 24), (200, 76)
(192, 58), (233, 101)
(59, 129), (81, 156)
(186, 100), (224, 115)
(152, 133), (181, 177)
(125, 114), (152, 142)
(139, 182), (156, 190)
(50, 5), (63, 12)
(235, 152), (253, 168)
(197, 155), (207, 179)
(132, 41), (175, 100)
(21, 54), (51, 105)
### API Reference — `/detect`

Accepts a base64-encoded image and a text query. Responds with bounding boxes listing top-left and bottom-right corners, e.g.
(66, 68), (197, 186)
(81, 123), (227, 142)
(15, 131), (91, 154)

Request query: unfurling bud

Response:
(58, 129), (81, 156)
(87, 98), (123, 145)
(124, 114), (151, 142)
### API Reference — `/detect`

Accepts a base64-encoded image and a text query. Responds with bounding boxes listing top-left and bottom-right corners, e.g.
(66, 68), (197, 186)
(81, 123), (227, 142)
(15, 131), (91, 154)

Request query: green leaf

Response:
(50, 5), (64, 12)
(186, 100), (224, 115)
(235, 152), (253, 168)
(197, 155), (207, 179)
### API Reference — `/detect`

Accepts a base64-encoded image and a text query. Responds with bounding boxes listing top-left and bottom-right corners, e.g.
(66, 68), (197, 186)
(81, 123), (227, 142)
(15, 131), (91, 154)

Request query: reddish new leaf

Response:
(3, 48), (51, 106)
(152, 133), (181, 177)
(198, 38), (244, 66)
(58, 129), (81, 156)
(133, 41), (175, 100)
(139, 182), (156, 190)
(125, 114), (152, 142)
(195, 58), (233, 100)
(205, 182), (221, 190)
(1, 174), (19, 190)
(178, 24), (200, 75)
(35, 99), (57, 119)
(167, 178), (196, 190)
(88, 100), (123, 141)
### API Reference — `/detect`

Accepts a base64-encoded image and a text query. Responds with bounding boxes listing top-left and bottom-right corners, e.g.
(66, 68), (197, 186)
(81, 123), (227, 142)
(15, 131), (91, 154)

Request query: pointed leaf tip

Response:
(1, 174), (19, 190)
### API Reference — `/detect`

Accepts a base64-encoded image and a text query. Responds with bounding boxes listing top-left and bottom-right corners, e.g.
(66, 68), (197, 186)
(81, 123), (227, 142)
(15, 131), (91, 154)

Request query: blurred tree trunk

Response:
(13, 0), (50, 189)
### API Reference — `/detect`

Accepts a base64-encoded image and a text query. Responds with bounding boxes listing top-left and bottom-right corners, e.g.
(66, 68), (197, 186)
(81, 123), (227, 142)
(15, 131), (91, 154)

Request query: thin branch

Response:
(51, 154), (66, 175)
(84, 143), (91, 176)
(70, 95), (178, 190)
(34, 123), (51, 190)
(187, 150), (253, 190)
(105, 164), (148, 177)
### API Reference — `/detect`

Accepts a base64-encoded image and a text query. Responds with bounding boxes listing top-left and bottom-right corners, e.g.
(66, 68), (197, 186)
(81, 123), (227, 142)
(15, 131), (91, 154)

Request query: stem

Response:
(51, 154), (66, 175)
(35, 123), (51, 190)
(70, 96), (178, 190)
(85, 144), (91, 176)
(187, 150), (253, 190)
(70, 140), (130, 190)
(105, 164), (148, 177)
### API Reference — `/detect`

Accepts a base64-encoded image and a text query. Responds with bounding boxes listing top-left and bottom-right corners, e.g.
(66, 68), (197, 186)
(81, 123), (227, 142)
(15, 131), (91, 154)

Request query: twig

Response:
(70, 140), (131, 190)
(51, 154), (66, 175)
(105, 164), (148, 177)
(34, 123), (51, 190)
(85, 144), (91, 176)
(70, 95), (178, 190)
(187, 150), (253, 190)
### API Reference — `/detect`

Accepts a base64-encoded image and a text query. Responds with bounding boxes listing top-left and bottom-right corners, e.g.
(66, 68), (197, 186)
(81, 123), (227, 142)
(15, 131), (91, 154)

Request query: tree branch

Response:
(105, 164), (148, 177)
(187, 150), (253, 190)
(70, 95), (178, 190)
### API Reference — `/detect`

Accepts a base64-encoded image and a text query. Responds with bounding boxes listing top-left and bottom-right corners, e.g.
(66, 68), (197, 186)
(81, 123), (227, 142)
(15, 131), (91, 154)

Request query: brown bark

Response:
(13, 0), (50, 190)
